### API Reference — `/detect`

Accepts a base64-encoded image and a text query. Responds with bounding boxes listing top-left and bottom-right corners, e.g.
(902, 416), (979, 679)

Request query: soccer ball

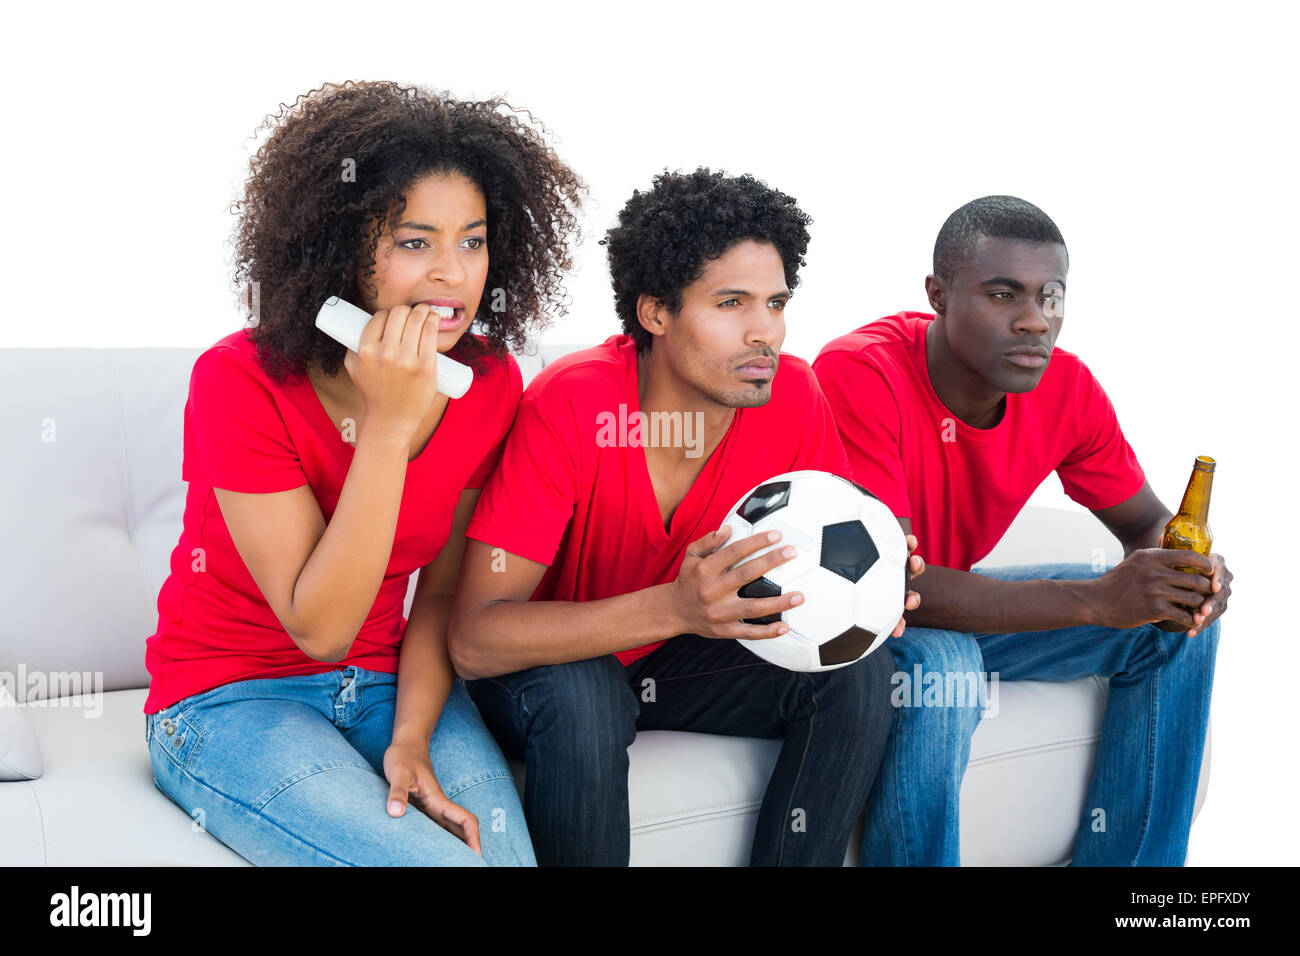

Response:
(719, 470), (908, 672)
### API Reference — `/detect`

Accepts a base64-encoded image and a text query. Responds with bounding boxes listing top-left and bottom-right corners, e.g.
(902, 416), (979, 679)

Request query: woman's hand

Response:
(382, 738), (481, 856)
(343, 303), (442, 440)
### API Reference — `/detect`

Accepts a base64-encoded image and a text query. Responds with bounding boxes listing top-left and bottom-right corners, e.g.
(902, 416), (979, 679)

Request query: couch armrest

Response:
(0, 684), (44, 780)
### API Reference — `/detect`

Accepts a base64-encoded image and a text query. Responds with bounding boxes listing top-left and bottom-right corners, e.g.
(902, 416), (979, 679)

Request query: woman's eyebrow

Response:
(395, 218), (487, 232)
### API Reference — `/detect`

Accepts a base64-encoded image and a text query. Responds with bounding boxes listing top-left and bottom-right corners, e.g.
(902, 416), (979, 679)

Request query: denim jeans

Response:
(861, 562), (1221, 866)
(146, 666), (535, 866)
(467, 633), (896, 866)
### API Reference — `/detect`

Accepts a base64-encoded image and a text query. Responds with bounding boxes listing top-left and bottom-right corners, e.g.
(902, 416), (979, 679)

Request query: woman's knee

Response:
(447, 775), (537, 867)
(250, 763), (489, 866)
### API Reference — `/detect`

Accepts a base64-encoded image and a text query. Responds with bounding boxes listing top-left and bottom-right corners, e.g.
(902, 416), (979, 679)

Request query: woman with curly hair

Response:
(142, 81), (584, 866)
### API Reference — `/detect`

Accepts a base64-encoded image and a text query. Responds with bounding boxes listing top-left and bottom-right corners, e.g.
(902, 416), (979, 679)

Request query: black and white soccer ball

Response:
(720, 470), (908, 672)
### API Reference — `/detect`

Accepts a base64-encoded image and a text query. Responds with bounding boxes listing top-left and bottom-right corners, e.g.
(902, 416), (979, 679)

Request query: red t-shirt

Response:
(465, 333), (854, 666)
(143, 328), (522, 714)
(813, 312), (1145, 572)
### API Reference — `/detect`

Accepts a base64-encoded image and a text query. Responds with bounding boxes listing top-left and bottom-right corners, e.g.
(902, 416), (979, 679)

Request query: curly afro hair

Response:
(231, 80), (586, 383)
(600, 168), (812, 352)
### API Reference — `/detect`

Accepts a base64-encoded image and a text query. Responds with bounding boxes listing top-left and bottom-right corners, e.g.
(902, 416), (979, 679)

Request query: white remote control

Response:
(314, 296), (474, 400)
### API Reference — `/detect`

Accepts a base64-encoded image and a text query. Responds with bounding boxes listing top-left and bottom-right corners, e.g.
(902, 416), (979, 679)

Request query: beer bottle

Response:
(1155, 455), (1215, 632)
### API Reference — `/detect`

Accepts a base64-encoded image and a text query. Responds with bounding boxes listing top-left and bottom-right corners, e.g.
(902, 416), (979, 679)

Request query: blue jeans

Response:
(467, 633), (896, 866)
(861, 562), (1221, 866)
(146, 666), (535, 866)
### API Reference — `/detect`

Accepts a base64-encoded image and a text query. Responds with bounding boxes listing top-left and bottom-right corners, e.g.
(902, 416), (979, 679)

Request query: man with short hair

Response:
(449, 168), (920, 866)
(814, 195), (1231, 866)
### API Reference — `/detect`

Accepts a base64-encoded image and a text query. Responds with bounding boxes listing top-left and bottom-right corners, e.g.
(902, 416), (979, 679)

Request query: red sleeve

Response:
(789, 360), (853, 478)
(181, 347), (308, 493)
(464, 380), (581, 566)
(1056, 363), (1146, 509)
(465, 354), (523, 490)
(813, 350), (912, 519)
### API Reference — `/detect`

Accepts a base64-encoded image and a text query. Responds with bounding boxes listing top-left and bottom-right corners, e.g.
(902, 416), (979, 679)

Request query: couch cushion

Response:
(2, 673), (1169, 867)
(1, 690), (247, 866)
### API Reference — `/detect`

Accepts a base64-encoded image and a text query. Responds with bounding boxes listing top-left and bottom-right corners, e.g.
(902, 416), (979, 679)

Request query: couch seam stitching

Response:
(633, 801), (764, 831)
(25, 781), (48, 865)
(632, 798), (762, 827)
(968, 734), (1102, 766)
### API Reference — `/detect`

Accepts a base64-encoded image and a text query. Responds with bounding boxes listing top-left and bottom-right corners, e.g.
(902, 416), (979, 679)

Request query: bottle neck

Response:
(1178, 459), (1215, 522)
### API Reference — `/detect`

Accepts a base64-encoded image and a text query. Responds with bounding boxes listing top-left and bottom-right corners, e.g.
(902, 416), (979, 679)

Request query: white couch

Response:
(0, 343), (1210, 866)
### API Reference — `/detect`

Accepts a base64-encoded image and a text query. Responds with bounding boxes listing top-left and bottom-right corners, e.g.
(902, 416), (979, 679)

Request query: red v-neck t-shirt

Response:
(813, 311), (1145, 572)
(143, 328), (522, 714)
(465, 333), (854, 666)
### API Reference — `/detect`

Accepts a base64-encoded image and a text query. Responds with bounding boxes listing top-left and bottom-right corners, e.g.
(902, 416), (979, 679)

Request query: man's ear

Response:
(635, 293), (670, 343)
(924, 274), (946, 317)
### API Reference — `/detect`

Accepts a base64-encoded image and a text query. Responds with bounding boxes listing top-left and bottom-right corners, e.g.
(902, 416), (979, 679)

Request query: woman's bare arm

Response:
(214, 417), (411, 662)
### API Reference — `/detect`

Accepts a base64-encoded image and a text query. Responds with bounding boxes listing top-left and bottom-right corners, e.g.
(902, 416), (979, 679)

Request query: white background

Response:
(5, 0), (1295, 864)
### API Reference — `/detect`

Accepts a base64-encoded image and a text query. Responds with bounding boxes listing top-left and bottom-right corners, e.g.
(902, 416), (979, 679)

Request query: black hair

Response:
(231, 80), (585, 383)
(933, 195), (1067, 282)
(600, 168), (812, 351)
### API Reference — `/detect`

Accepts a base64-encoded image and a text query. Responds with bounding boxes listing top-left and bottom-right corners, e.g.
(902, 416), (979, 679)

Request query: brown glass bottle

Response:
(1155, 455), (1215, 632)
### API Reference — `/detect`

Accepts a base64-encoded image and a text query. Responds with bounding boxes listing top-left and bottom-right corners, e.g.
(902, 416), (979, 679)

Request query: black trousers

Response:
(467, 634), (895, 866)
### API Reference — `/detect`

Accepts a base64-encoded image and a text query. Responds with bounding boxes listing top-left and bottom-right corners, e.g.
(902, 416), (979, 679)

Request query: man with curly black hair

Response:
(449, 168), (922, 866)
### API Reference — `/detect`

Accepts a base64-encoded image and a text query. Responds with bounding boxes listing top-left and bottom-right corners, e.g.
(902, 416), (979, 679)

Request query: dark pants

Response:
(467, 634), (896, 866)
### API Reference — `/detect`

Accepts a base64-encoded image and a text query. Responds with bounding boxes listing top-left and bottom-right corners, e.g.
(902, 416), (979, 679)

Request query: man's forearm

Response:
(905, 565), (1101, 633)
(451, 584), (682, 680)
(1121, 511), (1172, 556)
